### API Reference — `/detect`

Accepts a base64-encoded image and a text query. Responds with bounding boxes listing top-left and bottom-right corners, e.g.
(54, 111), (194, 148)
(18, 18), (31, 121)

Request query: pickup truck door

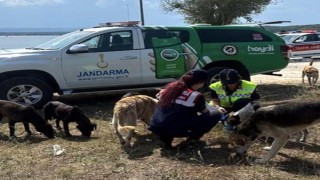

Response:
(61, 30), (142, 88)
(152, 36), (186, 79)
(139, 29), (195, 83)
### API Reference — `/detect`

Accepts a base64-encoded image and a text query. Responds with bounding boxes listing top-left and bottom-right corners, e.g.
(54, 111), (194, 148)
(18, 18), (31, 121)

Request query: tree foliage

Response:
(160, 0), (275, 25)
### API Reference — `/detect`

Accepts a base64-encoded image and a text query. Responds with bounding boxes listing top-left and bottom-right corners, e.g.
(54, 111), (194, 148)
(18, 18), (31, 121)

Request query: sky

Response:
(0, 0), (319, 28)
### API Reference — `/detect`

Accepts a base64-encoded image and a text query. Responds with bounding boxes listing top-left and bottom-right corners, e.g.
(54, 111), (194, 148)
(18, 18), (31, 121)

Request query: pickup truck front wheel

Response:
(207, 66), (229, 85)
(0, 77), (53, 109)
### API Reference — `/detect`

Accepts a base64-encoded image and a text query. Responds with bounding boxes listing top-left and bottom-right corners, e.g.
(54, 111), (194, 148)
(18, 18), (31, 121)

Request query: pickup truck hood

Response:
(0, 48), (59, 61)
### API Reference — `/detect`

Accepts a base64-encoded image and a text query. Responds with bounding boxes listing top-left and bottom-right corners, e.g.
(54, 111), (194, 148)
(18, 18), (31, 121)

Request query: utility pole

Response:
(139, 0), (145, 25)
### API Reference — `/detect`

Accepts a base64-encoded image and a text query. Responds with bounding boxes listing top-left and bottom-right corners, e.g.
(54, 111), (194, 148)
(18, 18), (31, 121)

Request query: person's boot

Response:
(160, 136), (174, 149)
(185, 134), (206, 147)
(186, 133), (202, 142)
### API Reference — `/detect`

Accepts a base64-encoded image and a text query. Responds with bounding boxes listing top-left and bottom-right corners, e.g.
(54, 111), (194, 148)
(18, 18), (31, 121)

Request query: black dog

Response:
(0, 100), (54, 139)
(43, 101), (96, 137)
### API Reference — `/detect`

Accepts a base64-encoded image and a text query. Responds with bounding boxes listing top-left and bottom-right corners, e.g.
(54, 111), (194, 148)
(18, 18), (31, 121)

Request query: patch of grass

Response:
(0, 87), (319, 179)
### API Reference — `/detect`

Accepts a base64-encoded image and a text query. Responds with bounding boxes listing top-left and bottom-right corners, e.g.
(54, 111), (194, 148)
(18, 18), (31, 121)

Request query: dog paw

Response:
(262, 146), (271, 151)
(121, 141), (132, 147)
(9, 135), (17, 140)
(229, 152), (251, 165)
(299, 138), (306, 142)
(235, 151), (247, 158)
(120, 141), (126, 145)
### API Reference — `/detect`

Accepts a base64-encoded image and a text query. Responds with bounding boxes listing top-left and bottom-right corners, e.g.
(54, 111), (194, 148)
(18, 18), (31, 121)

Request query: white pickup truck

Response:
(0, 22), (289, 108)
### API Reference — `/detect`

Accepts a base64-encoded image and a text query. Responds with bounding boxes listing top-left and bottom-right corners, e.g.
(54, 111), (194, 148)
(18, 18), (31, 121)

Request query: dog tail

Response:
(310, 58), (314, 66)
(112, 114), (136, 131)
(121, 92), (140, 99)
(119, 126), (136, 131)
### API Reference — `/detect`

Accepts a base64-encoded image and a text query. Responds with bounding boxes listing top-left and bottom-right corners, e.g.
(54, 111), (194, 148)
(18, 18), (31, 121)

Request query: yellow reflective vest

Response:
(209, 80), (257, 108)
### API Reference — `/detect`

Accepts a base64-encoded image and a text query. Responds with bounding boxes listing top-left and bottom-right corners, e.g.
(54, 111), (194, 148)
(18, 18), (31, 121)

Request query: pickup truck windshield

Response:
(34, 31), (92, 50)
(280, 34), (301, 43)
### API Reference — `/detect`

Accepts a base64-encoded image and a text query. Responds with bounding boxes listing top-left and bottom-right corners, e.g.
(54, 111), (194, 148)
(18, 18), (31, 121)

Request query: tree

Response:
(160, 0), (276, 25)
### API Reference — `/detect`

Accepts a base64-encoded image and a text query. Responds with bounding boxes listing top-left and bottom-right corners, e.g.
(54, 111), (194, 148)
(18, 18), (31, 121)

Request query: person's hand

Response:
(216, 106), (227, 113)
(207, 101), (226, 113)
(148, 43), (199, 73)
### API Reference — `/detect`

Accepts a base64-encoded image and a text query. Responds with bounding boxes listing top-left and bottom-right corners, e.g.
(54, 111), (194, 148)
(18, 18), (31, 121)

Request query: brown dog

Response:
(43, 101), (96, 137)
(0, 100), (54, 138)
(112, 95), (158, 146)
(302, 58), (319, 86)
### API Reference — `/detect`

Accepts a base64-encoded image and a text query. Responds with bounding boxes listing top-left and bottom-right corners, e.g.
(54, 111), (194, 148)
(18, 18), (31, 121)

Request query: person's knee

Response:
(208, 108), (222, 120)
(210, 111), (222, 121)
(201, 113), (220, 128)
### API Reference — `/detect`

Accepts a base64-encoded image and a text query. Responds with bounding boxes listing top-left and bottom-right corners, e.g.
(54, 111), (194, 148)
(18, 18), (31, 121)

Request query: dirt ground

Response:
(251, 60), (314, 85)
(252, 57), (320, 84)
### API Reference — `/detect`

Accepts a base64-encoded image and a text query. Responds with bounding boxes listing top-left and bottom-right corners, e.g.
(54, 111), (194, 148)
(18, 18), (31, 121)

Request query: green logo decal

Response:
(160, 49), (179, 61)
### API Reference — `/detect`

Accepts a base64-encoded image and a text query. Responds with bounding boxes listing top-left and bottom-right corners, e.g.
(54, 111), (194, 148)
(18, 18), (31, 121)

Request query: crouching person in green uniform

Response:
(209, 68), (260, 113)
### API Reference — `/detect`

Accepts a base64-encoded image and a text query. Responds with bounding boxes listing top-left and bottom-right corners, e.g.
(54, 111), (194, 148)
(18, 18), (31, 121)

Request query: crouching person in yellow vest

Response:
(208, 68), (260, 113)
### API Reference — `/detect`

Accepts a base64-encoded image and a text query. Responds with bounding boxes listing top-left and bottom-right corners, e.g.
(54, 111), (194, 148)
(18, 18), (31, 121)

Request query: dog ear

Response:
(251, 101), (261, 111)
(69, 106), (85, 117)
(73, 106), (84, 113)
(237, 122), (259, 141)
(43, 102), (53, 111)
(91, 123), (97, 130)
(24, 106), (35, 111)
(227, 113), (241, 126)
(22, 106), (36, 115)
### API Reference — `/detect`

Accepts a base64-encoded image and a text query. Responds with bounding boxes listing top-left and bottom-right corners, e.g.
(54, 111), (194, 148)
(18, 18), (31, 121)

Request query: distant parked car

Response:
(279, 30), (320, 58)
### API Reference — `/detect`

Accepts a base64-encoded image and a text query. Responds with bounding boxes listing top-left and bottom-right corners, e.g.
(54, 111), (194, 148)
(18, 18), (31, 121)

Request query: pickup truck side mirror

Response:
(294, 39), (304, 43)
(67, 44), (89, 54)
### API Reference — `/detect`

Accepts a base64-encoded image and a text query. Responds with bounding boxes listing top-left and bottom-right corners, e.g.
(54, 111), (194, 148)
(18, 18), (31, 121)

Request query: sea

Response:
(0, 35), (58, 49)
(0, 28), (75, 49)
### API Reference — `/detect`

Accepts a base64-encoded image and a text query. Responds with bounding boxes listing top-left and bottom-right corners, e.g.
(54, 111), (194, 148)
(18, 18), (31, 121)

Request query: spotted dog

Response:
(227, 100), (320, 163)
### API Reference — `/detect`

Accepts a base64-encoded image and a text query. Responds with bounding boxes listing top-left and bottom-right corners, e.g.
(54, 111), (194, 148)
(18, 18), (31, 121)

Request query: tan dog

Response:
(112, 95), (158, 146)
(302, 59), (319, 86)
